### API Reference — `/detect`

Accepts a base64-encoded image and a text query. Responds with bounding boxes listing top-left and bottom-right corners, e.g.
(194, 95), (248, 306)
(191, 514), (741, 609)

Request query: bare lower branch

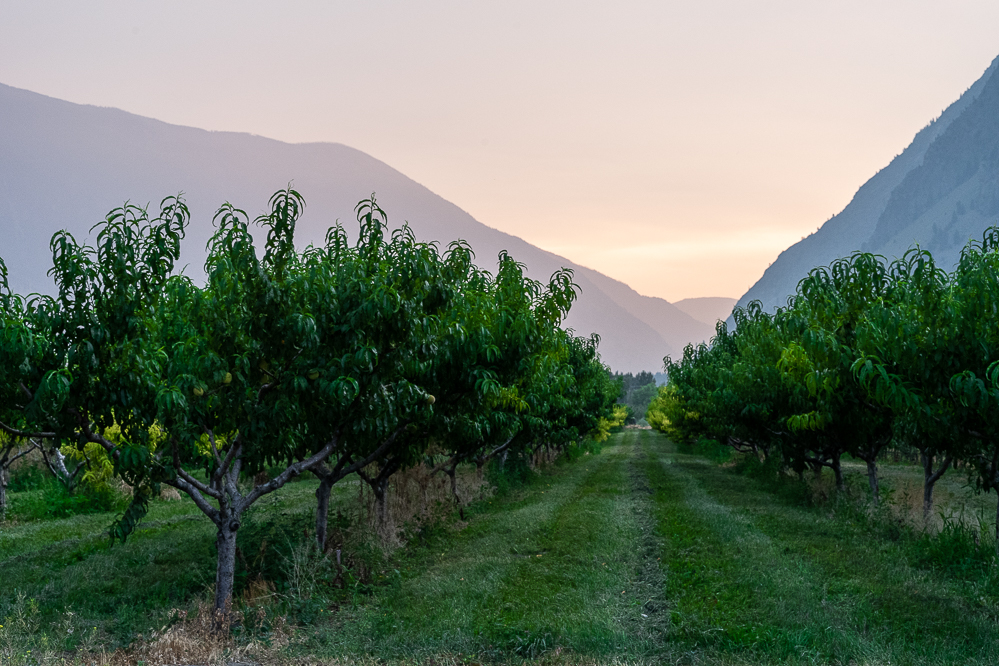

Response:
(220, 432), (242, 473)
(171, 439), (220, 499)
(245, 430), (342, 506)
(0, 420), (56, 440)
(7, 440), (39, 465)
(926, 454), (953, 485)
(205, 427), (223, 469)
(477, 435), (516, 467)
(338, 424), (410, 479)
(165, 476), (221, 523)
(71, 415), (120, 460)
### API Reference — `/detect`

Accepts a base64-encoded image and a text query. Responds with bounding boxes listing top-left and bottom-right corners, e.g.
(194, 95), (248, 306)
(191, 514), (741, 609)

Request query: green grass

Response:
(643, 432), (999, 664)
(0, 476), (325, 650)
(4, 430), (999, 664)
(304, 438), (654, 661)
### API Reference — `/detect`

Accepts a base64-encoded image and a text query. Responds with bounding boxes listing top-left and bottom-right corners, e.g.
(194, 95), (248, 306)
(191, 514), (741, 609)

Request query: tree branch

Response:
(7, 440), (39, 465)
(477, 435), (516, 467)
(205, 427), (224, 469)
(244, 430), (342, 506)
(171, 439), (220, 499)
(0, 420), (56, 440)
(165, 476), (221, 523)
(926, 454), (953, 486)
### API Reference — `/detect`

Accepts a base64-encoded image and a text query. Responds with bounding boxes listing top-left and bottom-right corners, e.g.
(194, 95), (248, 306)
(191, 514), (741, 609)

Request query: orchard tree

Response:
(0, 197), (189, 523)
(781, 253), (896, 498)
(351, 250), (585, 521)
(302, 199), (480, 542)
(853, 249), (964, 517)
(127, 191), (459, 617)
(939, 228), (999, 547)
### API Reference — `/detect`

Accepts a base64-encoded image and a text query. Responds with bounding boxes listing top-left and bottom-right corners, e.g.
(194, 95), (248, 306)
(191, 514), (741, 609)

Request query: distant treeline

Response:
(611, 371), (659, 423)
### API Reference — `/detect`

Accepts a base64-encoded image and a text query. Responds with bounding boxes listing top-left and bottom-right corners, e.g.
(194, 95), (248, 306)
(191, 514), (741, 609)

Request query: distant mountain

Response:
(735, 54), (999, 316)
(672, 297), (736, 328)
(0, 82), (714, 373)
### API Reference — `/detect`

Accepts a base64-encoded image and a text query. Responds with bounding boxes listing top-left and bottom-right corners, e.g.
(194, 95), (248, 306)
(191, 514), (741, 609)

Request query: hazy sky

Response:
(3, 1), (998, 301)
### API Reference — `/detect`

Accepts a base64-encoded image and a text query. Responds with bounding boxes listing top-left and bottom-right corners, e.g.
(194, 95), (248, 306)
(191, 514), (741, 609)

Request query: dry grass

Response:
(40, 602), (294, 666)
(354, 462), (491, 549)
(833, 458), (996, 535)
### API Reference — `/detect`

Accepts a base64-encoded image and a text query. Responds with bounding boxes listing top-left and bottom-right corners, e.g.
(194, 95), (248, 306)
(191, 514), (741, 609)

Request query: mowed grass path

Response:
(311, 436), (660, 660)
(639, 430), (999, 665)
(312, 430), (999, 664)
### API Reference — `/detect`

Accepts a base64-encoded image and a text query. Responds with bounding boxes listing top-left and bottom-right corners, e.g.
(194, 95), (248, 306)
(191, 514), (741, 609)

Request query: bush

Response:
(486, 451), (535, 496)
(7, 475), (126, 522)
(563, 437), (602, 463)
(910, 513), (995, 577)
(234, 508), (315, 595)
(692, 438), (734, 464)
(6, 462), (47, 493)
(233, 503), (388, 624)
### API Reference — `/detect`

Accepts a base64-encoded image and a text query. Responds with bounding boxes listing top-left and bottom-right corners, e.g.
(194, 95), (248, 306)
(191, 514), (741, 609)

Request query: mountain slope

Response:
(672, 297), (737, 327)
(734, 54), (999, 315)
(0, 82), (710, 373)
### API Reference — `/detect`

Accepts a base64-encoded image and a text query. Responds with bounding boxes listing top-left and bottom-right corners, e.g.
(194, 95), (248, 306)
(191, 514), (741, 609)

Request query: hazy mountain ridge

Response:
(0, 82), (713, 373)
(734, 54), (999, 316)
(672, 297), (737, 327)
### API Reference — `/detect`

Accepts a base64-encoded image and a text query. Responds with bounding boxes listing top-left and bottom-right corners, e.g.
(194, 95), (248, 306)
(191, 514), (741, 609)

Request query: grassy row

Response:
(303, 439), (653, 660)
(640, 430), (999, 665)
(5, 429), (999, 663)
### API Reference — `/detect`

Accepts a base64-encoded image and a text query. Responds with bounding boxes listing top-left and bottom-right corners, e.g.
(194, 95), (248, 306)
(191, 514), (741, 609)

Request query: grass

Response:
(3, 430), (999, 664)
(644, 433), (999, 664)
(305, 441), (652, 661)
(0, 475), (324, 650)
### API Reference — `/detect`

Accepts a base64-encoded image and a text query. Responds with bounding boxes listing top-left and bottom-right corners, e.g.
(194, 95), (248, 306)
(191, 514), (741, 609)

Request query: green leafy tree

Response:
(781, 253), (896, 498)
(947, 228), (999, 548)
(0, 197), (188, 523)
(134, 191), (458, 616)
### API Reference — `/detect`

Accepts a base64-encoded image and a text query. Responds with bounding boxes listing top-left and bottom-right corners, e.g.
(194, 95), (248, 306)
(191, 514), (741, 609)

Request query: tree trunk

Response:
(994, 491), (999, 562)
(314, 475), (334, 551)
(214, 515), (241, 622)
(831, 454), (845, 493)
(163, 431), (345, 635)
(498, 449), (508, 471)
(0, 468), (7, 520)
(375, 483), (389, 529)
(921, 452), (952, 522)
(446, 465), (464, 520)
(49, 447), (71, 482)
(922, 476), (934, 522)
(866, 459), (880, 506)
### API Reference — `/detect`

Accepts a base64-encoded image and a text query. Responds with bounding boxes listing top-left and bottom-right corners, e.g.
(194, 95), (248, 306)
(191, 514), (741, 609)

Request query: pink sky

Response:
(2, 1), (997, 301)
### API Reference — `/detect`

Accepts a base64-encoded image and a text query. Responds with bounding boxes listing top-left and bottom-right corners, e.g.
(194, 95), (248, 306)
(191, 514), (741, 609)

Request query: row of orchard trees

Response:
(648, 227), (999, 552)
(0, 189), (619, 619)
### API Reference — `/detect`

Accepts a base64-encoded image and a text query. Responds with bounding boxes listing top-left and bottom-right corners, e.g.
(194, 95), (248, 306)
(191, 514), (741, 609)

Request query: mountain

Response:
(0, 82), (715, 373)
(735, 54), (999, 315)
(672, 297), (737, 328)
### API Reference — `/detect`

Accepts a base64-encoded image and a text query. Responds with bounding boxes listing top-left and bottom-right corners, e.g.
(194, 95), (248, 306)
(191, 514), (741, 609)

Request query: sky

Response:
(2, 1), (998, 302)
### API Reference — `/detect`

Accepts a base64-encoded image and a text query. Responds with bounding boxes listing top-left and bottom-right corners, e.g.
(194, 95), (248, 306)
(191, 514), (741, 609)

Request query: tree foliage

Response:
(650, 226), (999, 552)
(0, 189), (618, 623)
